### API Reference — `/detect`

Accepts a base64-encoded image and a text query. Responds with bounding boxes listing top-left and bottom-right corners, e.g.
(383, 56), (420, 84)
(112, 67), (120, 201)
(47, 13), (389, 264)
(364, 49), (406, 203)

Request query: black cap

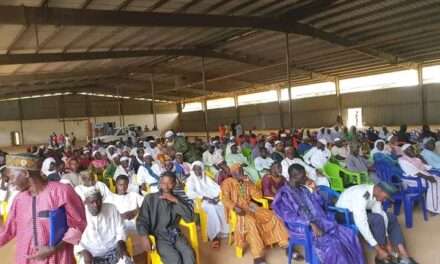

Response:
(377, 181), (398, 198)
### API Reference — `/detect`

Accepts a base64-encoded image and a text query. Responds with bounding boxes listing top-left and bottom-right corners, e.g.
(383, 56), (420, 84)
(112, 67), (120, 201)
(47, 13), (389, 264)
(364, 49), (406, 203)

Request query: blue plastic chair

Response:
(317, 186), (359, 233)
(286, 222), (320, 264)
(374, 158), (428, 228)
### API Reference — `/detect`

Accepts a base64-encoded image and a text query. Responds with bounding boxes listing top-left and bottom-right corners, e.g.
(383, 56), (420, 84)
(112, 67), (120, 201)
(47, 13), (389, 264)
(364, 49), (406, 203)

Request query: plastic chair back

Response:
(286, 222), (320, 264)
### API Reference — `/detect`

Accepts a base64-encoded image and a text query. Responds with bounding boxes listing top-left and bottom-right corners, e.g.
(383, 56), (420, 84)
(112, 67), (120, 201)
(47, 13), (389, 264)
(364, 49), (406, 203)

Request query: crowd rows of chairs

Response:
(0, 150), (430, 264)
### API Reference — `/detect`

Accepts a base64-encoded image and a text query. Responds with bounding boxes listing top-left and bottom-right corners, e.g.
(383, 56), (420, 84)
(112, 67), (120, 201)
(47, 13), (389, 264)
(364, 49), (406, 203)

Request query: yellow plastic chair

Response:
(194, 198), (209, 243)
(183, 186), (209, 243)
(148, 219), (200, 264)
(1, 201), (8, 223)
(126, 236), (134, 257)
(106, 178), (116, 193)
(255, 180), (262, 191)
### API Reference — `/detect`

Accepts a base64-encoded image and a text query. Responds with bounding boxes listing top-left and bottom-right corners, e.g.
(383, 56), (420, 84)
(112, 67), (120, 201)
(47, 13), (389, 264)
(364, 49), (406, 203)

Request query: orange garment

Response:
(221, 177), (288, 258)
(219, 125), (226, 140)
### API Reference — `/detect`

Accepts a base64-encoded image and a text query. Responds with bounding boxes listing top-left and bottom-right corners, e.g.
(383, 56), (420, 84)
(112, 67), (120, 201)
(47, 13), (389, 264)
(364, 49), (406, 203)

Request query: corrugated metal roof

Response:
(0, 0), (438, 101)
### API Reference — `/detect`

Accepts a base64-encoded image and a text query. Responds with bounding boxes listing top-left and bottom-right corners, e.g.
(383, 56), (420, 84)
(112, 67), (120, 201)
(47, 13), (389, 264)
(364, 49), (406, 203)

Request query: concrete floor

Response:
(1, 208), (439, 264)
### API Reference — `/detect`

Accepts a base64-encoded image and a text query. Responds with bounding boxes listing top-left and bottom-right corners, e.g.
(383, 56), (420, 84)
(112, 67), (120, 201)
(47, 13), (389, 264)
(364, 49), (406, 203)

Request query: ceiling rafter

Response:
(0, 5), (416, 68)
(0, 48), (271, 66)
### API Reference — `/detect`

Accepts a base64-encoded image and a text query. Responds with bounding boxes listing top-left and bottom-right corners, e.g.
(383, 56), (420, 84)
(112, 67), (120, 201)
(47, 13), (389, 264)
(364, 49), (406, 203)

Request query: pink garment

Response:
(91, 159), (108, 170)
(401, 155), (427, 172)
(0, 182), (86, 264)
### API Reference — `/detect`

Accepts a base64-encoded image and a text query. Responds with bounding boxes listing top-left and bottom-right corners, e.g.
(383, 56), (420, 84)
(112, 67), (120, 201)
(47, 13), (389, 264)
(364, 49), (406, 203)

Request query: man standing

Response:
(336, 183), (417, 264)
(0, 154), (86, 264)
(136, 172), (195, 264)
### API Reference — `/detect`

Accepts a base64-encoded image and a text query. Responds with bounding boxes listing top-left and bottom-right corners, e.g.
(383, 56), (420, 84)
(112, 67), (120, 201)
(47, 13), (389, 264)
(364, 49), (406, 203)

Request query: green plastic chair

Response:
(323, 163), (344, 192)
(340, 167), (371, 185)
(241, 147), (253, 165)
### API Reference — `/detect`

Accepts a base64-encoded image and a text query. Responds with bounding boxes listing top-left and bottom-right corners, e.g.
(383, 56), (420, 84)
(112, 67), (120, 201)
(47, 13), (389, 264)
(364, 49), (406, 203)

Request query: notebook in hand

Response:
(49, 206), (68, 247)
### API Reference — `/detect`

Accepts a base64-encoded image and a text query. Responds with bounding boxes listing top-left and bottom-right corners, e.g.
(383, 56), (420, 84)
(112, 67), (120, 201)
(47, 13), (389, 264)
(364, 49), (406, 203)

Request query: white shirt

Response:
(114, 165), (139, 193)
(0, 181), (18, 215)
(203, 150), (223, 167)
(254, 156), (274, 173)
(336, 184), (388, 247)
(76, 203), (126, 257)
(136, 163), (162, 193)
(186, 173), (221, 200)
(265, 142), (274, 154)
(107, 192), (144, 232)
(74, 181), (111, 202)
(303, 146), (331, 169)
(281, 157), (318, 182)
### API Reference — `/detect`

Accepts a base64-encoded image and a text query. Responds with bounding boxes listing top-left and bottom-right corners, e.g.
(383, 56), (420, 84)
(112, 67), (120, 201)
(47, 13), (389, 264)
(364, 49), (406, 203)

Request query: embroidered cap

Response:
(6, 154), (41, 171)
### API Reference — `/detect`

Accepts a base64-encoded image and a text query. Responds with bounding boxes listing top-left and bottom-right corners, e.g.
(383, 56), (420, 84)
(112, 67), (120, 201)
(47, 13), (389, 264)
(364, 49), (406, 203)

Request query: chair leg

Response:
(420, 196), (429, 221)
(200, 212), (208, 242)
(393, 200), (402, 216)
(287, 242), (294, 264)
(404, 198), (413, 228)
(235, 246), (243, 258)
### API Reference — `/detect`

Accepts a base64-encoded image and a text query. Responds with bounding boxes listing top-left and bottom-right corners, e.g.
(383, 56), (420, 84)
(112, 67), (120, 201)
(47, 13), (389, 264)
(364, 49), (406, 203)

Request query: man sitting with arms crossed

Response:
(136, 171), (195, 264)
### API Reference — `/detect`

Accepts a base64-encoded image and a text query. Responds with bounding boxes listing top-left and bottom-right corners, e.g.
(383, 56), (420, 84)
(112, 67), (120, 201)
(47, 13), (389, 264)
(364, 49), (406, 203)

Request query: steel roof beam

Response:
(0, 48), (269, 66)
(0, 5), (414, 67)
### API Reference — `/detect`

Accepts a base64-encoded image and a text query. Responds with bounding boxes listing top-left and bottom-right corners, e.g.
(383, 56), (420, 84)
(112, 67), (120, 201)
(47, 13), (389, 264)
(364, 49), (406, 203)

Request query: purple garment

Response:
(272, 185), (365, 264)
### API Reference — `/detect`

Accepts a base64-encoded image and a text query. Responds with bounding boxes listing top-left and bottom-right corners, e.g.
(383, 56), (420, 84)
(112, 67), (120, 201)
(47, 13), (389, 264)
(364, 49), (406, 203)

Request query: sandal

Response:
(292, 252), (305, 261)
(211, 239), (221, 249)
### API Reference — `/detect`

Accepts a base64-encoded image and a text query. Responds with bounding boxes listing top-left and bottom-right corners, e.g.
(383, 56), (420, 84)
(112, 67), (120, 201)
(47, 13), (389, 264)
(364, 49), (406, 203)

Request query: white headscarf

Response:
(41, 157), (56, 176)
(186, 161), (220, 200)
(370, 139), (389, 158)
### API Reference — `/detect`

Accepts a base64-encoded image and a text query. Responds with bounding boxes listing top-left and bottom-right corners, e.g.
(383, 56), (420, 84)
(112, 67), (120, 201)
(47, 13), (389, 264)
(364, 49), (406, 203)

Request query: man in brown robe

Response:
(221, 164), (289, 264)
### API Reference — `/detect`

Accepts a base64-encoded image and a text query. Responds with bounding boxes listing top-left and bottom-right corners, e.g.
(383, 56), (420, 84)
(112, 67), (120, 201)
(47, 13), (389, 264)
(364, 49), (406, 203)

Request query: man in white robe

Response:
(202, 144), (223, 178)
(281, 147), (330, 187)
(186, 161), (228, 248)
(108, 175), (145, 256)
(75, 170), (112, 202)
(136, 153), (162, 194)
(75, 189), (133, 264)
(114, 157), (138, 193)
(254, 147), (274, 175)
(303, 139), (331, 170)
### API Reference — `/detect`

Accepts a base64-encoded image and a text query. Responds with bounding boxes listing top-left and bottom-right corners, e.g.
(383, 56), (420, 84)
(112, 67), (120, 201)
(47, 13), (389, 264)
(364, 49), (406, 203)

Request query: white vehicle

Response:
(93, 126), (161, 144)
(93, 127), (132, 144)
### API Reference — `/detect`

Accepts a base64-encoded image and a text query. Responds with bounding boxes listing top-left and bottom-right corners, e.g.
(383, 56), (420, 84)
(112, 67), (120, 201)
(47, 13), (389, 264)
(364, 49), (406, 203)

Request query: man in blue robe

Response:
(272, 163), (365, 264)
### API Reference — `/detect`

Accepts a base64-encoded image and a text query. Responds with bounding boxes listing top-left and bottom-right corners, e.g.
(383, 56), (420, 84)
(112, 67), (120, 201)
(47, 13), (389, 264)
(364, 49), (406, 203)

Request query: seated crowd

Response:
(1, 123), (440, 264)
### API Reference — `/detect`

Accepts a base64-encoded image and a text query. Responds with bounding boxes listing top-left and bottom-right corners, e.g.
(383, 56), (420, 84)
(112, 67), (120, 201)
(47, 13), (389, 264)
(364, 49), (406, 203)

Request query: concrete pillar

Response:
(201, 57), (209, 139)
(277, 88), (284, 129)
(285, 32), (293, 129)
(417, 64), (426, 124)
(150, 74), (158, 130)
(335, 77), (342, 116)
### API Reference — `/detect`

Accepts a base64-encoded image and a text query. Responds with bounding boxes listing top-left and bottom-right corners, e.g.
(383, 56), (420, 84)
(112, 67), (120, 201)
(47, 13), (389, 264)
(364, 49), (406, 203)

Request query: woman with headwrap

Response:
(186, 161), (228, 249)
(398, 144), (440, 214)
(90, 151), (108, 176)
